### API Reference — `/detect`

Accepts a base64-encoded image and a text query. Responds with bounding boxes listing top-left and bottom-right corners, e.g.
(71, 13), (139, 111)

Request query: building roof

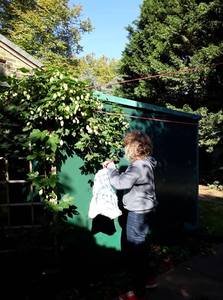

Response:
(0, 34), (43, 68)
(94, 91), (201, 121)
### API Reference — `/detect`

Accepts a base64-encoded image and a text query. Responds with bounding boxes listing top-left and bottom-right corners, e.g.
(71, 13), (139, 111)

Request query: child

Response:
(103, 131), (158, 300)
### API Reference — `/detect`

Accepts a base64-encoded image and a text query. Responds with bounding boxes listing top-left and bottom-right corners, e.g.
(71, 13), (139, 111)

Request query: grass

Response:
(199, 199), (223, 237)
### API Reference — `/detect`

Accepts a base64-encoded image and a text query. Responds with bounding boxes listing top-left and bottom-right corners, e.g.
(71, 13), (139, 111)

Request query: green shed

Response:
(60, 91), (201, 251)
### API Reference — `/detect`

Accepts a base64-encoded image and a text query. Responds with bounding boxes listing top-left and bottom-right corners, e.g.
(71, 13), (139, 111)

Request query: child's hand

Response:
(102, 160), (114, 168)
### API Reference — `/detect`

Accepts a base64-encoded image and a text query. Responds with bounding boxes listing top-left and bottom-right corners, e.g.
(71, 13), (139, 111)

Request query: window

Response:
(0, 157), (44, 227)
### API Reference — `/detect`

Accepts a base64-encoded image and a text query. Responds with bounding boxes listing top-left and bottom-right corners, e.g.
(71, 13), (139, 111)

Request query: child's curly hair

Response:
(124, 131), (153, 161)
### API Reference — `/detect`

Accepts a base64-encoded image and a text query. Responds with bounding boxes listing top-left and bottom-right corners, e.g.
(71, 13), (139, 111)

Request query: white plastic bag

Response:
(88, 168), (122, 219)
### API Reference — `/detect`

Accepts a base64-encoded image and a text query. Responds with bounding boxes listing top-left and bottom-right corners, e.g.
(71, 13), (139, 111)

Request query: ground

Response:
(1, 185), (223, 300)
(199, 185), (223, 201)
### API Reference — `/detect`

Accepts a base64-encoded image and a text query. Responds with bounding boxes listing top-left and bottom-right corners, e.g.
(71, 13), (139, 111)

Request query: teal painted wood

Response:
(60, 153), (123, 250)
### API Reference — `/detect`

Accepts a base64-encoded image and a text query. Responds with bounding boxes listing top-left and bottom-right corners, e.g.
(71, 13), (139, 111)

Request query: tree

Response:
(119, 0), (223, 111)
(77, 54), (120, 92)
(119, 0), (223, 183)
(167, 103), (223, 183)
(166, 103), (223, 153)
(0, 0), (92, 66)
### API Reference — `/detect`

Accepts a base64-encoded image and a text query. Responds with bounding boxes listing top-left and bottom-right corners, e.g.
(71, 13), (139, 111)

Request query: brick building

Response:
(0, 33), (43, 77)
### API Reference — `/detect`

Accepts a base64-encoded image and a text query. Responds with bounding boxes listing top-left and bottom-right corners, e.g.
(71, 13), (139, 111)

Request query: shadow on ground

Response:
(1, 216), (223, 300)
(0, 224), (127, 300)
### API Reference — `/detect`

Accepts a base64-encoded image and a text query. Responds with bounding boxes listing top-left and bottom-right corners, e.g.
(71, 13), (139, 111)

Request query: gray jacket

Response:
(108, 157), (157, 212)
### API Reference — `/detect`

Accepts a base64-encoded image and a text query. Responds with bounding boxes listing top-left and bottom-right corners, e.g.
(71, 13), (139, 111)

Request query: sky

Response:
(70, 0), (142, 59)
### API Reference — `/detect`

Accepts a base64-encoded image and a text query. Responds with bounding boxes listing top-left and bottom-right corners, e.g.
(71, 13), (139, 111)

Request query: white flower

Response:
(49, 198), (57, 204)
(63, 83), (68, 91)
(86, 125), (93, 134)
(60, 140), (64, 146)
(49, 192), (58, 203)
(60, 120), (64, 127)
(39, 189), (43, 195)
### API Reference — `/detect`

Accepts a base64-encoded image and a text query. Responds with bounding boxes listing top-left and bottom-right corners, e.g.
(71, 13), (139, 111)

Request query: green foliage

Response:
(0, 0), (92, 66)
(195, 107), (223, 153)
(45, 193), (78, 224)
(119, 0), (223, 111)
(119, 0), (223, 183)
(77, 54), (121, 92)
(207, 181), (223, 191)
(166, 103), (223, 153)
(0, 67), (129, 217)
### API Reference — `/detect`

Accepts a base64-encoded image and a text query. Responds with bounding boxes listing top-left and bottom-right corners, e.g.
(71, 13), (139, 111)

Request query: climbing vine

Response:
(0, 67), (129, 218)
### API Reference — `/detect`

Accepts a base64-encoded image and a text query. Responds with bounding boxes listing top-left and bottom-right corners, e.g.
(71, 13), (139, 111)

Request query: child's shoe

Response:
(118, 290), (145, 300)
(145, 276), (159, 289)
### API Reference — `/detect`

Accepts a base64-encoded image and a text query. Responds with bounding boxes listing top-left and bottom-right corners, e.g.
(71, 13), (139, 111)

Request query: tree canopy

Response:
(119, 0), (223, 111)
(77, 54), (120, 92)
(0, 0), (92, 66)
(119, 0), (223, 183)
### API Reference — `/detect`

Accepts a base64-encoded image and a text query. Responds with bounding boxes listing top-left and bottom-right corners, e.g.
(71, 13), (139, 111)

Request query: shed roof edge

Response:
(94, 91), (201, 120)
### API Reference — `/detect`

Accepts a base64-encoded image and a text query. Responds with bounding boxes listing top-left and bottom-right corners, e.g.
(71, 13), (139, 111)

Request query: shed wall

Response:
(60, 100), (199, 250)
